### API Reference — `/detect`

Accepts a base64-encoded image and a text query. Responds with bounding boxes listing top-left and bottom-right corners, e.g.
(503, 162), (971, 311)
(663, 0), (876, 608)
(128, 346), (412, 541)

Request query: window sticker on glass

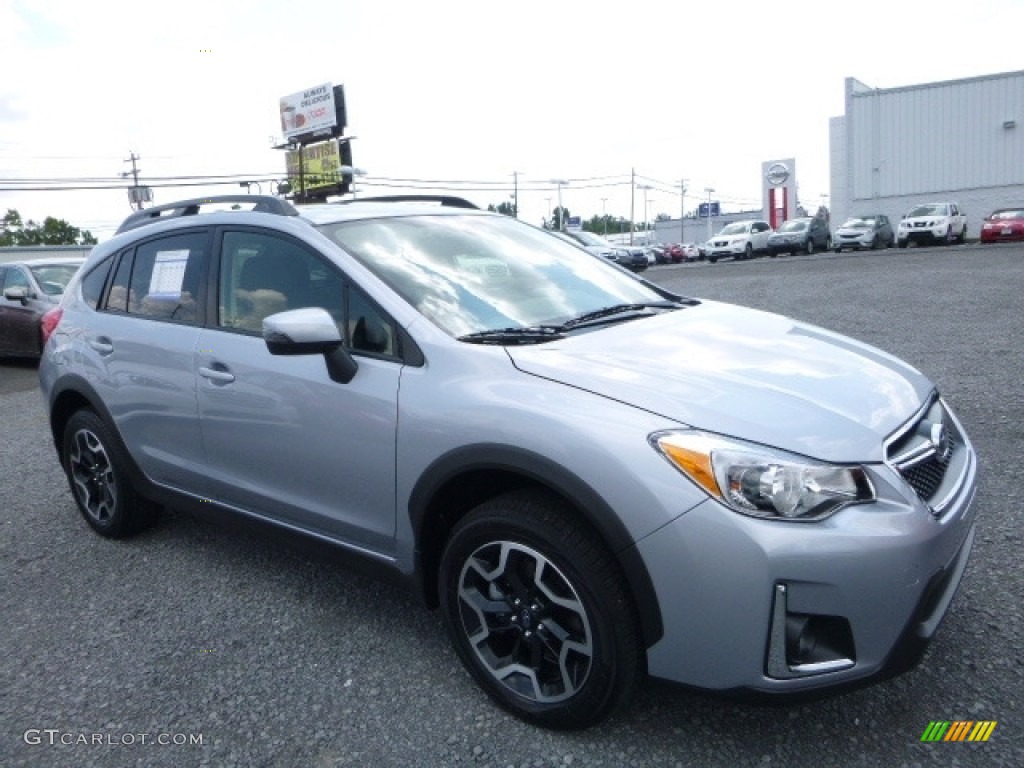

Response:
(149, 250), (189, 298)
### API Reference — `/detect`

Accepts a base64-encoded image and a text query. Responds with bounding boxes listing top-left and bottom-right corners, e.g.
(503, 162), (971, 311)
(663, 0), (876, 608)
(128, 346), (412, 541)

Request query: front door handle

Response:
(198, 365), (235, 384)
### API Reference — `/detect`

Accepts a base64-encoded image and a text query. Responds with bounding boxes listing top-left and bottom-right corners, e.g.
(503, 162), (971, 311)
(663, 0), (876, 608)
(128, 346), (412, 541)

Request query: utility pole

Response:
(122, 151), (152, 210)
(601, 197), (608, 235)
(630, 168), (636, 245)
(678, 179), (687, 244)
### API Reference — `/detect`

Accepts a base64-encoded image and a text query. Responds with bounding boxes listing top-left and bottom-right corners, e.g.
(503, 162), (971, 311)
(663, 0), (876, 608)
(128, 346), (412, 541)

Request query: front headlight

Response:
(651, 431), (875, 521)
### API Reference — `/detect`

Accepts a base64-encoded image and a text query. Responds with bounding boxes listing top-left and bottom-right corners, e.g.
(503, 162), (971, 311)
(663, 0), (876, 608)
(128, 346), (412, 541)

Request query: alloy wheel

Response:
(456, 540), (593, 703)
(68, 428), (117, 525)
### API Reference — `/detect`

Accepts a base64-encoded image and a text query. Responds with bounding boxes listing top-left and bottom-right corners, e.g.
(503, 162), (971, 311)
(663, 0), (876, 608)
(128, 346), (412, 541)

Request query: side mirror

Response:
(3, 286), (29, 303)
(263, 307), (358, 384)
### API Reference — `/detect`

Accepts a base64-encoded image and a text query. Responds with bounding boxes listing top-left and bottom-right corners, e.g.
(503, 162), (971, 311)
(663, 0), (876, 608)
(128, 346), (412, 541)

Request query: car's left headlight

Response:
(651, 430), (875, 521)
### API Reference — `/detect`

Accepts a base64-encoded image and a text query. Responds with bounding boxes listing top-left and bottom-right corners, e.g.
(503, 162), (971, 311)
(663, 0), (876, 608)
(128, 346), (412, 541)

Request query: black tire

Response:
(439, 490), (643, 730)
(898, 240), (908, 249)
(708, 255), (718, 264)
(743, 243), (753, 260)
(805, 238), (815, 255)
(957, 226), (967, 244)
(870, 234), (880, 250)
(62, 410), (157, 538)
(834, 247), (842, 254)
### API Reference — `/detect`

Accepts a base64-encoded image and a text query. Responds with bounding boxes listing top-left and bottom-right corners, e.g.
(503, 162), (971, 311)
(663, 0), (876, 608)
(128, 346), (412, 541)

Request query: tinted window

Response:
(81, 257), (113, 309)
(104, 233), (206, 323)
(2, 267), (30, 292)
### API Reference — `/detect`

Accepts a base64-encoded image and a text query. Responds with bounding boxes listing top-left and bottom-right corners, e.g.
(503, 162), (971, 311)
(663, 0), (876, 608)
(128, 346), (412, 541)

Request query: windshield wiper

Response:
(560, 301), (680, 330)
(458, 326), (565, 345)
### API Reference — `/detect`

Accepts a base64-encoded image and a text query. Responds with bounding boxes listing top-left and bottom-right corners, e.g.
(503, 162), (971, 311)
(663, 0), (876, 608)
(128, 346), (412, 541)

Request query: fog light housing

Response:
(767, 584), (856, 678)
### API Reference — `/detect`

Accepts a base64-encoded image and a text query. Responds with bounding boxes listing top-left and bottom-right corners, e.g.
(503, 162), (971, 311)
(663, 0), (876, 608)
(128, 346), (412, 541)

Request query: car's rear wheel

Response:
(957, 226), (967, 244)
(439, 490), (642, 730)
(62, 410), (157, 538)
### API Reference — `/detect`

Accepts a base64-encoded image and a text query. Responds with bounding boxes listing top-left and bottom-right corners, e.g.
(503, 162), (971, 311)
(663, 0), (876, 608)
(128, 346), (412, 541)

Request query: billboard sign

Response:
(698, 201), (721, 218)
(279, 83), (337, 141)
(286, 140), (342, 193)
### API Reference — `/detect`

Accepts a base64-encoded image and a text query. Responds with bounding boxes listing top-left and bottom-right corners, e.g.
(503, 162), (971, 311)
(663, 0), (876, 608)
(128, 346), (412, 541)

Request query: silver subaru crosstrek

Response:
(39, 195), (978, 730)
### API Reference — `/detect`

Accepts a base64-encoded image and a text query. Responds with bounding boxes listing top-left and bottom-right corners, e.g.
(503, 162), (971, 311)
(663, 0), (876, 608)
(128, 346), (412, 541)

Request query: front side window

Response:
(219, 231), (344, 333)
(2, 267), (30, 293)
(317, 213), (665, 338)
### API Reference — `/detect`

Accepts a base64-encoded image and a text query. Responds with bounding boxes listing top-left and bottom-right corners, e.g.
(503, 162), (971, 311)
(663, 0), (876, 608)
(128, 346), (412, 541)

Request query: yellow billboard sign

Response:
(285, 140), (342, 193)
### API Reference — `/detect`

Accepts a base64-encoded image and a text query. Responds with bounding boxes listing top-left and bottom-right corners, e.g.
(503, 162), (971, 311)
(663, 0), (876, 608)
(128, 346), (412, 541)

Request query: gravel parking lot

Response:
(2, 243), (1022, 767)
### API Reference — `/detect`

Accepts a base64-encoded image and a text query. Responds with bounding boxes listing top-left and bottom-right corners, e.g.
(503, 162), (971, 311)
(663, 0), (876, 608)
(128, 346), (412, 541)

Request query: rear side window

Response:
(81, 257), (114, 310)
(105, 232), (207, 323)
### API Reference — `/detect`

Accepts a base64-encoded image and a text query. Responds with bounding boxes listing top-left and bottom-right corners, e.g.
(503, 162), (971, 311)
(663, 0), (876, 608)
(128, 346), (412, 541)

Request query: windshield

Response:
(841, 218), (873, 229)
(907, 204), (948, 217)
(567, 230), (614, 248)
(777, 220), (808, 232)
(991, 209), (1024, 220)
(318, 214), (665, 338)
(718, 223), (749, 236)
(29, 263), (81, 295)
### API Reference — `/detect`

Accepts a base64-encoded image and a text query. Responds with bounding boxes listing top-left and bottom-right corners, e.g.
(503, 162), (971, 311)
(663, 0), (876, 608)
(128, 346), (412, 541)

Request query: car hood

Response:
(836, 225), (872, 234)
(506, 300), (932, 462)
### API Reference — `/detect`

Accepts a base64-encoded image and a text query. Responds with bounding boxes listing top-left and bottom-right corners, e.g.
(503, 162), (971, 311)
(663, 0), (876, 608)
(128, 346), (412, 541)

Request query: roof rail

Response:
(115, 195), (300, 234)
(333, 194), (479, 210)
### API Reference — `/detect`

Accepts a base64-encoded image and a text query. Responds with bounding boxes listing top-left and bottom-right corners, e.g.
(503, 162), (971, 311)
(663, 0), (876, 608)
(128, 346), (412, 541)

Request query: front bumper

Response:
(708, 241), (746, 256)
(898, 224), (947, 243)
(835, 233), (874, 249)
(635, 436), (977, 695)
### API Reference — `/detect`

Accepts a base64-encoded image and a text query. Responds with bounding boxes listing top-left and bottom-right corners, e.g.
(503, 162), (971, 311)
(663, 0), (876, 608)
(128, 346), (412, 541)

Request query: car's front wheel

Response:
(439, 490), (642, 730)
(62, 410), (157, 538)
(805, 238), (815, 255)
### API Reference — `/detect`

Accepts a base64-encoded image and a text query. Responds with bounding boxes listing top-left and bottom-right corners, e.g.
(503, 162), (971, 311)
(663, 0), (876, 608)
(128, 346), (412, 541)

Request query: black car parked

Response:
(0, 258), (84, 358)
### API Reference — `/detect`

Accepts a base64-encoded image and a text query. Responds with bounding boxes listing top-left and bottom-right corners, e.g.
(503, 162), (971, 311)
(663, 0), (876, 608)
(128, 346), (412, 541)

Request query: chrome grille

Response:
(886, 399), (962, 510)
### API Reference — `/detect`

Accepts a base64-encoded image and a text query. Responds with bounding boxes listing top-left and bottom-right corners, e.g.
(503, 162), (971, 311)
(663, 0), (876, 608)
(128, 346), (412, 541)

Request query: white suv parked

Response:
(705, 220), (773, 263)
(897, 202), (967, 247)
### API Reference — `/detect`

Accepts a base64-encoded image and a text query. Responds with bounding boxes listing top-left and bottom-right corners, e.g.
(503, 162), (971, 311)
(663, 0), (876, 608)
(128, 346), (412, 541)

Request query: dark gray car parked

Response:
(0, 257), (84, 358)
(766, 217), (832, 256)
(39, 195), (977, 731)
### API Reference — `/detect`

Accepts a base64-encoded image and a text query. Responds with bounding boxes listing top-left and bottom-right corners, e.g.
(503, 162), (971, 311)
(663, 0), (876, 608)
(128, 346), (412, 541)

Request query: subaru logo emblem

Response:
(930, 423), (952, 460)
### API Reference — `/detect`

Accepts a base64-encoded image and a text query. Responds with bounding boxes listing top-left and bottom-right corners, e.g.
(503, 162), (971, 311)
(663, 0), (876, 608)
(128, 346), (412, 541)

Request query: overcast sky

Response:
(2, 0), (1022, 241)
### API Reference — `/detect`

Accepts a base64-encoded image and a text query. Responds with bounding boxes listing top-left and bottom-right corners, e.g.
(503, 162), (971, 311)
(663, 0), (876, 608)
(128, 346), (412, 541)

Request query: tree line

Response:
(1, 209), (98, 246)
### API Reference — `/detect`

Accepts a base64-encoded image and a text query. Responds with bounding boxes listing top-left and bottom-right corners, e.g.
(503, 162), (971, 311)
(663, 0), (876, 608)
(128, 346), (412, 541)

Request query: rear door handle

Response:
(88, 336), (114, 355)
(198, 365), (235, 384)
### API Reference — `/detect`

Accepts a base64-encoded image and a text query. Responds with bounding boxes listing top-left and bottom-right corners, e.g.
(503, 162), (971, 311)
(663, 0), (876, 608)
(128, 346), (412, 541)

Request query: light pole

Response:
(544, 197), (552, 228)
(512, 171), (520, 218)
(638, 184), (652, 242)
(704, 187), (715, 242)
(550, 179), (569, 231)
(601, 197), (608, 236)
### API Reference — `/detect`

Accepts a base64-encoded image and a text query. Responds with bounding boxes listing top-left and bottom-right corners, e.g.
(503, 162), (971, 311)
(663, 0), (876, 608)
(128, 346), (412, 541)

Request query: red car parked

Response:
(980, 208), (1024, 243)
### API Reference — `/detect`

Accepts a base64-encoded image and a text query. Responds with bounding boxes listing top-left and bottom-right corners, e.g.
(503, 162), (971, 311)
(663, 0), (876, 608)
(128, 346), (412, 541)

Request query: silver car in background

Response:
(39, 195), (978, 730)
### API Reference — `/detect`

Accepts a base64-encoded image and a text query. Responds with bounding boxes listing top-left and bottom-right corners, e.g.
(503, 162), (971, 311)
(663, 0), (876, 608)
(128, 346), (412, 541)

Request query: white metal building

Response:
(830, 69), (1024, 232)
(0, 245), (94, 265)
